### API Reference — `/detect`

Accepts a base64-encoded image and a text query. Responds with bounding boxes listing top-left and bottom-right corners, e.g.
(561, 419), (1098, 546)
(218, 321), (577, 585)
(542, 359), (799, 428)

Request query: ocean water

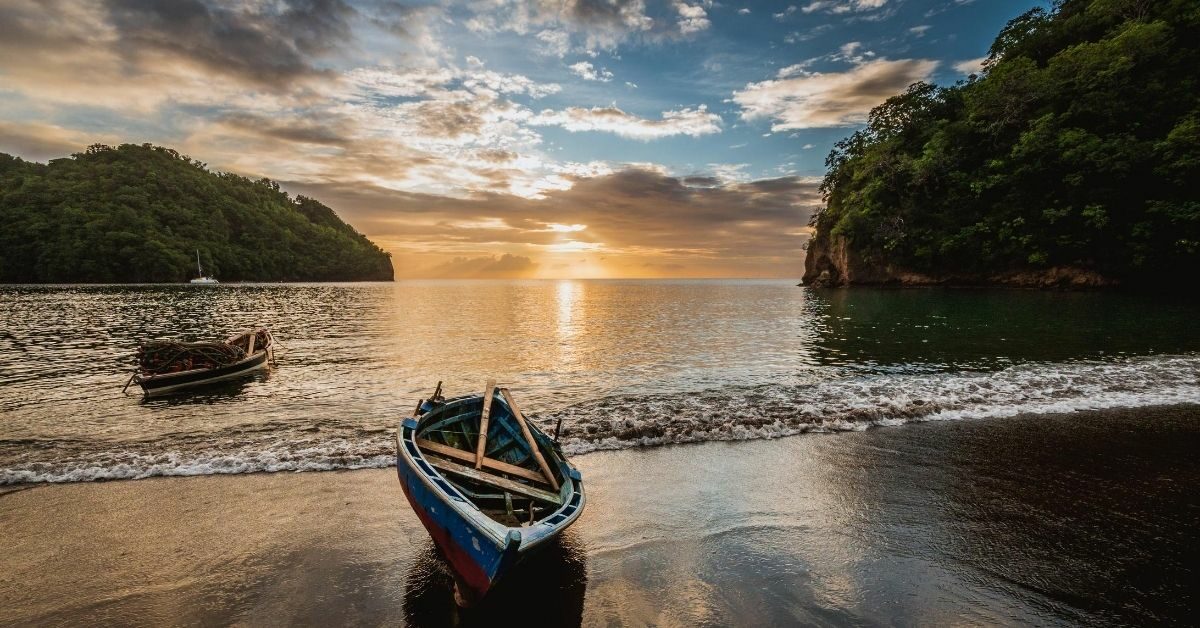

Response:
(1, 280), (1199, 484)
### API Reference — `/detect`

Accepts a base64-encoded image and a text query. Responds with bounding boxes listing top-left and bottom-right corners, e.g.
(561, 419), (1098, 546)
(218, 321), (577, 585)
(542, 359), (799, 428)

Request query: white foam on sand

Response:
(550, 354), (1200, 454)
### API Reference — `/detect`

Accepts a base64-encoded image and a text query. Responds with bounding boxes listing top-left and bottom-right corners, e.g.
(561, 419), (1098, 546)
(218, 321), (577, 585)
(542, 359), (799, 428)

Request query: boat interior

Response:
(414, 382), (568, 527)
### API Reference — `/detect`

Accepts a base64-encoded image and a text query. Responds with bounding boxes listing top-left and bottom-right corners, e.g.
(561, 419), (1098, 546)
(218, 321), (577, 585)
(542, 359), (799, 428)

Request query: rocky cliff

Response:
(802, 235), (1117, 289)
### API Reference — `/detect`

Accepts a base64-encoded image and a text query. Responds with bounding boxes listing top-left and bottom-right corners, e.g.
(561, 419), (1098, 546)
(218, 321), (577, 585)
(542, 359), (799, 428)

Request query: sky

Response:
(0, 0), (1043, 278)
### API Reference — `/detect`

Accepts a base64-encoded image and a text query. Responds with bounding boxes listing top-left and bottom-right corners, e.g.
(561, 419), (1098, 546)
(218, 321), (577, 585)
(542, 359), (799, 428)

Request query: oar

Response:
(475, 380), (496, 469)
(499, 388), (560, 491)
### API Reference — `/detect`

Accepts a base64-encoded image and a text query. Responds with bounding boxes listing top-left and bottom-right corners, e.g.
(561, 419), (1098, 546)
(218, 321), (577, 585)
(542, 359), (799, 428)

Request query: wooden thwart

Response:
(500, 388), (560, 491)
(475, 380), (496, 469)
(417, 438), (548, 485)
(424, 454), (563, 506)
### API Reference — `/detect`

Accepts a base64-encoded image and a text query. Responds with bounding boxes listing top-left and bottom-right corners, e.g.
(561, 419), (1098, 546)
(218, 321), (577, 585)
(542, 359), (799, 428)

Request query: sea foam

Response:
(3, 355), (1198, 484)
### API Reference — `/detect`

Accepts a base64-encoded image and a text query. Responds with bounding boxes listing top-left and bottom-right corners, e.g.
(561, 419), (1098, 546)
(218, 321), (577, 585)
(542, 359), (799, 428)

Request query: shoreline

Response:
(4, 404), (1198, 626)
(6, 393), (1200, 487)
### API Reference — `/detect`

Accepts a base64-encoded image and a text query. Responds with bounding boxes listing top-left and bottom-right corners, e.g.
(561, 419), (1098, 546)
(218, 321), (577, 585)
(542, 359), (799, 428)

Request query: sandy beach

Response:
(4, 405), (1198, 627)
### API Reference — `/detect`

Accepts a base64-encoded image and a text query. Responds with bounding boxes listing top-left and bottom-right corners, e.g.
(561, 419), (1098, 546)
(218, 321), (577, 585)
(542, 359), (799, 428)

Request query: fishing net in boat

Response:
(136, 341), (246, 374)
(227, 329), (272, 354)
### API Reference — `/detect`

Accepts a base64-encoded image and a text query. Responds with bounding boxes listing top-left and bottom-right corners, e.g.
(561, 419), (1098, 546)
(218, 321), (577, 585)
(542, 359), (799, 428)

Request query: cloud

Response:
(464, 0), (654, 53)
(0, 121), (119, 162)
(568, 61), (614, 82)
(536, 29), (571, 56)
(737, 8), (751, 15)
(784, 24), (833, 43)
(909, 24), (931, 36)
(171, 61), (567, 200)
(530, 105), (722, 140)
(463, 0), (715, 52)
(101, 0), (356, 88)
(425, 254), (538, 278)
(286, 167), (822, 277)
(0, 0), (447, 112)
(802, 0), (888, 14)
(954, 56), (987, 75)
(777, 63), (812, 78)
(217, 113), (351, 146)
(673, 1), (711, 35)
(733, 58), (939, 130)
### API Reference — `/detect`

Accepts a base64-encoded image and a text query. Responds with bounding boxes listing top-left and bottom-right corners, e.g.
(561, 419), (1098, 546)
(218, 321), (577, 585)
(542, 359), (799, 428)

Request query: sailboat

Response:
(189, 249), (219, 284)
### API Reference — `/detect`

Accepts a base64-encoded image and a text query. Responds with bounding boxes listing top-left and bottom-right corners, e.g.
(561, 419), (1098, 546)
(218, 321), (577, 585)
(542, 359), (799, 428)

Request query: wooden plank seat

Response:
(416, 438), (549, 485)
(422, 453), (563, 506)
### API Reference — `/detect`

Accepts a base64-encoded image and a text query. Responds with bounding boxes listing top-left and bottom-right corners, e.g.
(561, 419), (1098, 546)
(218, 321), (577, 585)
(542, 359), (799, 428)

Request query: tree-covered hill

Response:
(0, 143), (393, 282)
(805, 0), (1200, 288)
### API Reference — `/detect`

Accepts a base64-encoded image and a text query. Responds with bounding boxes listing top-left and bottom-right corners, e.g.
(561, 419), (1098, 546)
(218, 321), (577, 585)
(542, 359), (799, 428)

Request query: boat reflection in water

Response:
(402, 532), (588, 627)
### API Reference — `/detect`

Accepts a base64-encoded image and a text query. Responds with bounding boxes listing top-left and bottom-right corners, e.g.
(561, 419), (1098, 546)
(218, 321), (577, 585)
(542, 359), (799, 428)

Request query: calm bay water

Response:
(1, 280), (1199, 483)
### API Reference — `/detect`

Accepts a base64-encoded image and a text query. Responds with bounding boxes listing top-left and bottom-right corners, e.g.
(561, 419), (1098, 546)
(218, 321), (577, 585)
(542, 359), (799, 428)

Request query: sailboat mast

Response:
(196, 249), (202, 276)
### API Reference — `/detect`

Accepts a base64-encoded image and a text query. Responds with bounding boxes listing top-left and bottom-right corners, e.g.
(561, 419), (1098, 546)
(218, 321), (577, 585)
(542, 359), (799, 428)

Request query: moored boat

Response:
(126, 328), (274, 396)
(395, 381), (585, 607)
(189, 249), (218, 284)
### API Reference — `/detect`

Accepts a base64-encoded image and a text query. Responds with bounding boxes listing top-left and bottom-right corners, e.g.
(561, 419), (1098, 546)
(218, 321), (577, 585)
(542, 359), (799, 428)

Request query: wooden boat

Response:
(126, 329), (274, 396)
(395, 381), (585, 607)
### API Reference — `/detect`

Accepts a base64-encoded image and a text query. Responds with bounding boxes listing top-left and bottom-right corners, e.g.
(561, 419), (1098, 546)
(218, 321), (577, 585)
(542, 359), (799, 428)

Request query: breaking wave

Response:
(3, 355), (1198, 484)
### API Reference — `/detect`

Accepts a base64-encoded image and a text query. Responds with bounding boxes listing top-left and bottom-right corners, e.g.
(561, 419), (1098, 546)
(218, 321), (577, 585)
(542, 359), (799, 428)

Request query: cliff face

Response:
(802, 235), (1117, 289)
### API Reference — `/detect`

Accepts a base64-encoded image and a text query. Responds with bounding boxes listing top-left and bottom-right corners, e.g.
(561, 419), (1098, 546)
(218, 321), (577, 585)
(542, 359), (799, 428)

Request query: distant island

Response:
(0, 143), (393, 282)
(804, 0), (1199, 289)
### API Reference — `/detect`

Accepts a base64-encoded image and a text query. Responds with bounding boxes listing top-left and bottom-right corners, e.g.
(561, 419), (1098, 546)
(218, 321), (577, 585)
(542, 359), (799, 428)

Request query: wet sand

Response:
(3, 406), (1199, 626)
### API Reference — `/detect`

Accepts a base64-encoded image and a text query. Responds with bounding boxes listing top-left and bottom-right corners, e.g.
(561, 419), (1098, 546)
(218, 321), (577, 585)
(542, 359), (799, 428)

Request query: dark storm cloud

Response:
(102, 0), (357, 88)
(565, 0), (647, 31)
(682, 176), (720, 187)
(219, 113), (352, 146)
(365, 0), (439, 38)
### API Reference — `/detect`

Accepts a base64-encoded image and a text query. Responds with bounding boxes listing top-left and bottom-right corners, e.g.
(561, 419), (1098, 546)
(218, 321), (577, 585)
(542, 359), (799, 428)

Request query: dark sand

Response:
(3, 406), (1199, 627)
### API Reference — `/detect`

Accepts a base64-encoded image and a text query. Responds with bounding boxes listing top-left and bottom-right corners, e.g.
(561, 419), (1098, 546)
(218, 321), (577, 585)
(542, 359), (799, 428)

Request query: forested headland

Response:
(0, 143), (393, 282)
(805, 0), (1200, 288)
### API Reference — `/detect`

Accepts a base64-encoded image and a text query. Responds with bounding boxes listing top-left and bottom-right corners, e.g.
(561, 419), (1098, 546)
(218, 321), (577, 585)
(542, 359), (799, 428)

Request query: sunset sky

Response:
(0, 0), (1041, 278)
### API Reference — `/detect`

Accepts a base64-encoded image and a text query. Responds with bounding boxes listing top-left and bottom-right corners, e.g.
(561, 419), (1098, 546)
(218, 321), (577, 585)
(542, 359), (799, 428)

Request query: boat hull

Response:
(136, 349), (269, 396)
(396, 456), (510, 605)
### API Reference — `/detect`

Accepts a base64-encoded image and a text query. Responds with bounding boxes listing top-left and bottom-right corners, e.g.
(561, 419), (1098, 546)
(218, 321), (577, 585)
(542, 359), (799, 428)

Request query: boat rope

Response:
(121, 370), (138, 394)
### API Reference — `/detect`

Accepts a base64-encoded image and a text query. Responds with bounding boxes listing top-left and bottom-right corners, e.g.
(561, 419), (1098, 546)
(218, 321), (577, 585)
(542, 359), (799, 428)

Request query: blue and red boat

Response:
(395, 381), (585, 606)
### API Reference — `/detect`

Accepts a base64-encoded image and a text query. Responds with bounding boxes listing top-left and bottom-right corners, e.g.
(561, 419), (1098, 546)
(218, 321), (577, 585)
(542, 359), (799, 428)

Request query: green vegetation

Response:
(813, 0), (1200, 284)
(0, 143), (393, 282)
